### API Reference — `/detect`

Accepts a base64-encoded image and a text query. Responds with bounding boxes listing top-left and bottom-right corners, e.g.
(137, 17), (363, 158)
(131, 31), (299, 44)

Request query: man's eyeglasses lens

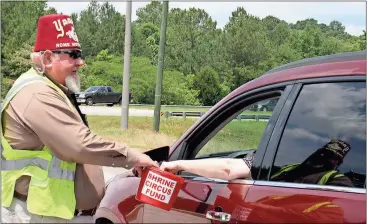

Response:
(52, 50), (82, 59)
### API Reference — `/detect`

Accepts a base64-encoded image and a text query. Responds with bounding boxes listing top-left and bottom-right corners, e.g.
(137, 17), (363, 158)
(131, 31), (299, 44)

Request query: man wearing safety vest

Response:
(1, 14), (158, 223)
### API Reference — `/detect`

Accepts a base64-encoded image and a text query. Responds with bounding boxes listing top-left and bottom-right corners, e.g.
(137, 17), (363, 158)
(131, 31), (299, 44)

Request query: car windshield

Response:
(85, 87), (99, 92)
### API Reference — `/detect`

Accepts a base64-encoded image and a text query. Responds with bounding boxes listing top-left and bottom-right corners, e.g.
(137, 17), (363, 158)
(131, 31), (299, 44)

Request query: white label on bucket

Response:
(141, 171), (177, 204)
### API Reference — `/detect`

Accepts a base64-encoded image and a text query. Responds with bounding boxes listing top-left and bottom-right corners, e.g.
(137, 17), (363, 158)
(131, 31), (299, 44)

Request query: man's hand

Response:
(134, 153), (159, 176)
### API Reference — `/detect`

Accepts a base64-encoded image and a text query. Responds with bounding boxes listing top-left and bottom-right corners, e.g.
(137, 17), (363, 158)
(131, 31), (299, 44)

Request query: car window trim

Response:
(168, 81), (296, 162)
(252, 84), (294, 180)
(180, 176), (365, 194)
(181, 175), (255, 185)
(187, 90), (285, 159)
(294, 74), (366, 84)
(257, 83), (303, 180)
(254, 180), (366, 194)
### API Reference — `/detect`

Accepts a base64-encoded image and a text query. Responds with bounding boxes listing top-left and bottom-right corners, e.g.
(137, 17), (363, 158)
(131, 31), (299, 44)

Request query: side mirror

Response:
(144, 146), (170, 163)
(181, 182), (212, 202)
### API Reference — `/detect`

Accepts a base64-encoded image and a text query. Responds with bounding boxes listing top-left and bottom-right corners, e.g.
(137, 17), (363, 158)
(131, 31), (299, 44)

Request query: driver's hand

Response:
(160, 161), (180, 174)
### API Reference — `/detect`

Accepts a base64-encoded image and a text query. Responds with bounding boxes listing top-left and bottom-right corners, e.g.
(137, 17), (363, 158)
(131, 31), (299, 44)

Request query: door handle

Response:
(206, 210), (231, 222)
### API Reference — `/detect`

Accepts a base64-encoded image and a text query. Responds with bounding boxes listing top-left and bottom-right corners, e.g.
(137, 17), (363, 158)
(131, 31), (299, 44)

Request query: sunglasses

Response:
(52, 50), (82, 59)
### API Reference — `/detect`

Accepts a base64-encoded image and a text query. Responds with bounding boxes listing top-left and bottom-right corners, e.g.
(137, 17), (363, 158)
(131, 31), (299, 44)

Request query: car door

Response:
(234, 77), (366, 223)
(142, 84), (294, 223)
(95, 87), (107, 103)
(105, 86), (115, 103)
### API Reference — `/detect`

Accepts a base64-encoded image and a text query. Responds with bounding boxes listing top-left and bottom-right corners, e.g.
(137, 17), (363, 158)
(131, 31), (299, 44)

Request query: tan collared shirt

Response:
(2, 68), (141, 210)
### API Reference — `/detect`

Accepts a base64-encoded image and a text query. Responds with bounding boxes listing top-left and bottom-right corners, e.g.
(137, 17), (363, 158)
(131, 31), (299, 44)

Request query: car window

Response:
(86, 86), (98, 92)
(194, 96), (280, 159)
(107, 87), (112, 92)
(99, 87), (106, 93)
(271, 82), (366, 188)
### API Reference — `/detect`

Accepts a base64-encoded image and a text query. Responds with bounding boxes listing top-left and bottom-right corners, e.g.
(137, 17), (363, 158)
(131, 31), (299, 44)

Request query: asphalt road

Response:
(80, 106), (154, 117)
(102, 166), (128, 183)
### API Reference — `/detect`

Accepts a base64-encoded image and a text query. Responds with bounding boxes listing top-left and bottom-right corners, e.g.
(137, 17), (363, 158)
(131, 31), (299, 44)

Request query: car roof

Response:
(262, 50), (365, 76)
(229, 50), (366, 98)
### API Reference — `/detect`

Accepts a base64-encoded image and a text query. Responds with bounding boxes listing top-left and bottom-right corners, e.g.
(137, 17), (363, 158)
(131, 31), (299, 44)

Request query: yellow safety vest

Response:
(271, 163), (345, 185)
(1, 68), (77, 219)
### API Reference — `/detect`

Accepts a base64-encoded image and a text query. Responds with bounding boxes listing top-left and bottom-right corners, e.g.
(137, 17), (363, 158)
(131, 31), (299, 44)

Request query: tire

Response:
(95, 218), (114, 224)
(107, 104), (114, 107)
(86, 98), (94, 106)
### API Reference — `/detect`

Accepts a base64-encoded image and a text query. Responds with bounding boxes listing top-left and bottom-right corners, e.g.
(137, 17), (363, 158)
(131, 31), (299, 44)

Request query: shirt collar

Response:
(39, 69), (73, 97)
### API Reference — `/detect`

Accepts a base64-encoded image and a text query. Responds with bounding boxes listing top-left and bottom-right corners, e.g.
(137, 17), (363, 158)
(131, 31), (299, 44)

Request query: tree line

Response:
(1, 1), (365, 105)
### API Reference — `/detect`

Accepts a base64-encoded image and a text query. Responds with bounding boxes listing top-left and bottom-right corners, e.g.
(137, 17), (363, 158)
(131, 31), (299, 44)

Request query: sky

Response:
(47, 1), (366, 36)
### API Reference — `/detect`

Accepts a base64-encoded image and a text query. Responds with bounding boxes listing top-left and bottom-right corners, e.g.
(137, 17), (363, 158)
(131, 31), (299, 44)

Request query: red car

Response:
(94, 51), (366, 223)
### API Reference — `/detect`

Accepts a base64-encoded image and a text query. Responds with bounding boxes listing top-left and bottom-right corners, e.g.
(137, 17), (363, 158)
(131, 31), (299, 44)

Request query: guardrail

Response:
(162, 111), (270, 121)
(130, 104), (212, 108)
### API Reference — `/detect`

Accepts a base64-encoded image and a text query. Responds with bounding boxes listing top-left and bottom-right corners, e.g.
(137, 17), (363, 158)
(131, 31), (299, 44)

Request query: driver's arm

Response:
(160, 158), (252, 181)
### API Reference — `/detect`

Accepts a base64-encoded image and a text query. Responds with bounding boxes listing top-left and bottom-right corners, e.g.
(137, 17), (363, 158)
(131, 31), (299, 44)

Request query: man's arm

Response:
(21, 85), (148, 169)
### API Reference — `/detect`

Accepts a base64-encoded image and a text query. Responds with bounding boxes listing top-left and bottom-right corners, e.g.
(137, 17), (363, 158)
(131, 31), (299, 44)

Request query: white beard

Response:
(65, 74), (81, 93)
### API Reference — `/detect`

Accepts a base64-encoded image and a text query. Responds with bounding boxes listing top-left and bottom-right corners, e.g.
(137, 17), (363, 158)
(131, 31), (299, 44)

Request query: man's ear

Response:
(42, 50), (53, 68)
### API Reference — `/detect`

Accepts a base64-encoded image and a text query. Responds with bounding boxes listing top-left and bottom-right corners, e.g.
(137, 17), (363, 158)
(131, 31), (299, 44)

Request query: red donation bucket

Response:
(136, 167), (184, 211)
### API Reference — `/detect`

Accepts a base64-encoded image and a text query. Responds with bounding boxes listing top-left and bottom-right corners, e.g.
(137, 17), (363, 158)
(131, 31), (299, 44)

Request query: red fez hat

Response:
(33, 14), (81, 52)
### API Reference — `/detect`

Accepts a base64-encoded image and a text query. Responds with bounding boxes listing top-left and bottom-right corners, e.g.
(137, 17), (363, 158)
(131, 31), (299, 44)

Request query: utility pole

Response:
(121, 1), (132, 130)
(153, 0), (169, 132)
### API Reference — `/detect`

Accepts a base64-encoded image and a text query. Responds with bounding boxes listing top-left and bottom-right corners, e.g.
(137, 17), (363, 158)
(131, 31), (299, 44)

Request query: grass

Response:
(106, 104), (272, 115)
(88, 115), (268, 156)
(123, 105), (209, 112)
(87, 116), (196, 150)
(195, 120), (267, 157)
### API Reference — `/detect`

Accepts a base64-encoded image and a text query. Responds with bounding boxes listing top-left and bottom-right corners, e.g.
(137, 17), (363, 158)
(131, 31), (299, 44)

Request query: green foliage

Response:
(140, 23), (160, 39)
(193, 66), (224, 105)
(131, 23), (150, 58)
(135, 1), (163, 27)
(80, 53), (199, 105)
(128, 57), (200, 105)
(231, 66), (259, 90)
(224, 8), (271, 68)
(1, 2), (365, 105)
(2, 43), (33, 78)
(96, 49), (114, 61)
(79, 52), (123, 92)
(1, 76), (14, 99)
(73, 1), (125, 57)
(1, 43), (34, 97)
(1, 1), (48, 57)
(166, 8), (219, 75)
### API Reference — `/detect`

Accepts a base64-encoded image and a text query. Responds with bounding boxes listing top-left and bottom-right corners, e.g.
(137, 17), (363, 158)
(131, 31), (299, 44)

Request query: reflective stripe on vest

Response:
(1, 156), (74, 181)
(5, 75), (45, 101)
(49, 156), (75, 181)
(271, 163), (299, 179)
(1, 158), (48, 170)
(318, 170), (338, 185)
(334, 174), (344, 178)
(271, 164), (343, 185)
